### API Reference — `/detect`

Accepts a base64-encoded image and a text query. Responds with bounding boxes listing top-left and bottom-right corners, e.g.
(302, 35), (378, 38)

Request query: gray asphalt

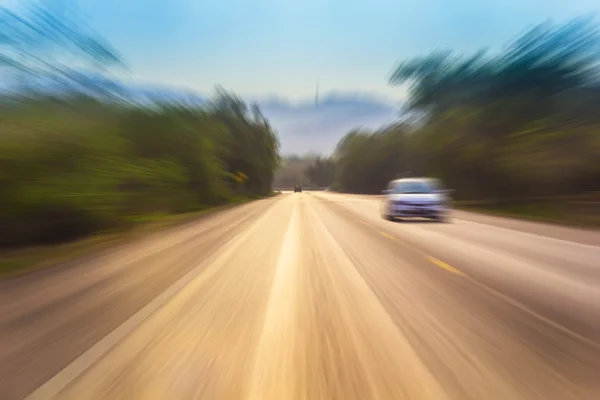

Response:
(1, 191), (599, 400)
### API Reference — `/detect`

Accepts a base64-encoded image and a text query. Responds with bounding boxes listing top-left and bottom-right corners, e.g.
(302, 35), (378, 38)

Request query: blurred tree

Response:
(332, 125), (409, 193)
(209, 86), (280, 197)
(0, 9), (282, 249)
(305, 155), (335, 187)
(0, 0), (125, 95)
(331, 16), (600, 198)
(273, 155), (313, 188)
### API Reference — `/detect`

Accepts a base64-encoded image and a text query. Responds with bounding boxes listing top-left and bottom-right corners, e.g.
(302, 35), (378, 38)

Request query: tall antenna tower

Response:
(315, 78), (319, 109)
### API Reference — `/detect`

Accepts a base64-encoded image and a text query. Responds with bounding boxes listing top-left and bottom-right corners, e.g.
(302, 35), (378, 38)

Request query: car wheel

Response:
(435, 215), (450, 223)
(381, 203), (392, 221)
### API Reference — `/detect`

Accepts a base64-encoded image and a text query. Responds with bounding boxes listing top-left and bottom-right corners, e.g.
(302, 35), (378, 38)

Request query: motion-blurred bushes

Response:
(0, 93), (280, 248)
(307, 17), (600, 201)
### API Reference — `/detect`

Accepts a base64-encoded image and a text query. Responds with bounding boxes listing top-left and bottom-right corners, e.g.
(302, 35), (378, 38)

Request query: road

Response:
(1, 191), (599, 400)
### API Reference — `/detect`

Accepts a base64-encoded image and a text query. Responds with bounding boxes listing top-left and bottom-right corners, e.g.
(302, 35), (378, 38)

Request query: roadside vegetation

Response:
(0, 1), (280, 271)
(273, 155), (314, 188)
(272, 153), (334, 189)
(305, 17), (600, 225)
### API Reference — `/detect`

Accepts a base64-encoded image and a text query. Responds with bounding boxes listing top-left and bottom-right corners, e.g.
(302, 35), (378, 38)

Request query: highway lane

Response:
(310, 191), (600, 341)
(0, 198), (280, 400)
(1, 191), (599, 399)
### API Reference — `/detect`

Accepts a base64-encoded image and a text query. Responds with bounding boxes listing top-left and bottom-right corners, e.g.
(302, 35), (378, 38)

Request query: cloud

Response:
(258, 91), (401, 155)
(1, 72), (401, 155)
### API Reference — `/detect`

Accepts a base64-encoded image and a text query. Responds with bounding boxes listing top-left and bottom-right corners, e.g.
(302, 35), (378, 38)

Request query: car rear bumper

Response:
(388, 205), (449, 218)
(391, 212), (441, 218)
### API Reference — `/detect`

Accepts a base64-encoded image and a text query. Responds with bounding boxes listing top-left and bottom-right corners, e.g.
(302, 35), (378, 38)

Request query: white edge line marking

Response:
(468, 276), (600, 351)
(25, 201), (280, 400)
(453, 218), (600, 250)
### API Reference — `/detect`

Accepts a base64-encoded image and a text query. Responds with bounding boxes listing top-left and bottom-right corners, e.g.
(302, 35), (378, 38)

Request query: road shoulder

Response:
(0, 196), (280, 280)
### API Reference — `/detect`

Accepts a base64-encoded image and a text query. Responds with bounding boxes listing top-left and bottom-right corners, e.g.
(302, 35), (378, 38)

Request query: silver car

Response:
(380, 178), (452, 222)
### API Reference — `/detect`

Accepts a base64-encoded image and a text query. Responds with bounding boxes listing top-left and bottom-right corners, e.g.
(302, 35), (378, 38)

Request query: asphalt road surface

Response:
(1, 191), (599, 400)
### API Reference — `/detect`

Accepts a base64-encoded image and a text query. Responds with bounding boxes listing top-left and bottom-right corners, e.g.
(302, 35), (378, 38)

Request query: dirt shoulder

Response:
(0, 195), (279, 279)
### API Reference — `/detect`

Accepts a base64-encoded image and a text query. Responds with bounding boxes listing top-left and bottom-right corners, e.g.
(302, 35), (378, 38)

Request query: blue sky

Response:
(3, 0), (600, 154)
(23, 0), (595, 102)
(4, 0), (600, 100)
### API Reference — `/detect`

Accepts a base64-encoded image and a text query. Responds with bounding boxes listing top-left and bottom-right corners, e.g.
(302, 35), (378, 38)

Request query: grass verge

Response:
(0, 195), (275, 279)
(454, 201), (600, 228)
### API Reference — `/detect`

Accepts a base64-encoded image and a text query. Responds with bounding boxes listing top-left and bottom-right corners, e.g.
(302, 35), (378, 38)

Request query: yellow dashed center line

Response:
(379, 231), (465, 276)
(380, 232), (395, 240)
(373, 221), (598, 350)
(426, 257), (465, 276)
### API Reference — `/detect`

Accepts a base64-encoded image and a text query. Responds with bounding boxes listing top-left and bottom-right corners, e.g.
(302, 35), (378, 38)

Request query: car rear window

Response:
(392, 181), (433, 194)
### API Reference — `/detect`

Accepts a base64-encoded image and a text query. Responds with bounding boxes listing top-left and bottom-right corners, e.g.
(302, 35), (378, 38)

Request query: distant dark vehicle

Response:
(294, 185), (302, 193)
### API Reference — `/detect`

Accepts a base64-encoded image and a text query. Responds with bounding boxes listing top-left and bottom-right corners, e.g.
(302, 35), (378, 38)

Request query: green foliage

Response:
(305, 155), (335, 188)
(330, 16), (600, 198)
(208, 86), (281, 196)
(0, 2), (280, 249)
(0, 94), (280, 248)
(330, 125), (410, 193)
(273, 155), (314, 188)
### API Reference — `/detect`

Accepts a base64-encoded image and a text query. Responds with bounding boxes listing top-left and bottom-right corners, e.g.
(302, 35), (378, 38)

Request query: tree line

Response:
(305, 17), (600, 200)
(0, 1), (280, 248)
(273, 154), (328, 188)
